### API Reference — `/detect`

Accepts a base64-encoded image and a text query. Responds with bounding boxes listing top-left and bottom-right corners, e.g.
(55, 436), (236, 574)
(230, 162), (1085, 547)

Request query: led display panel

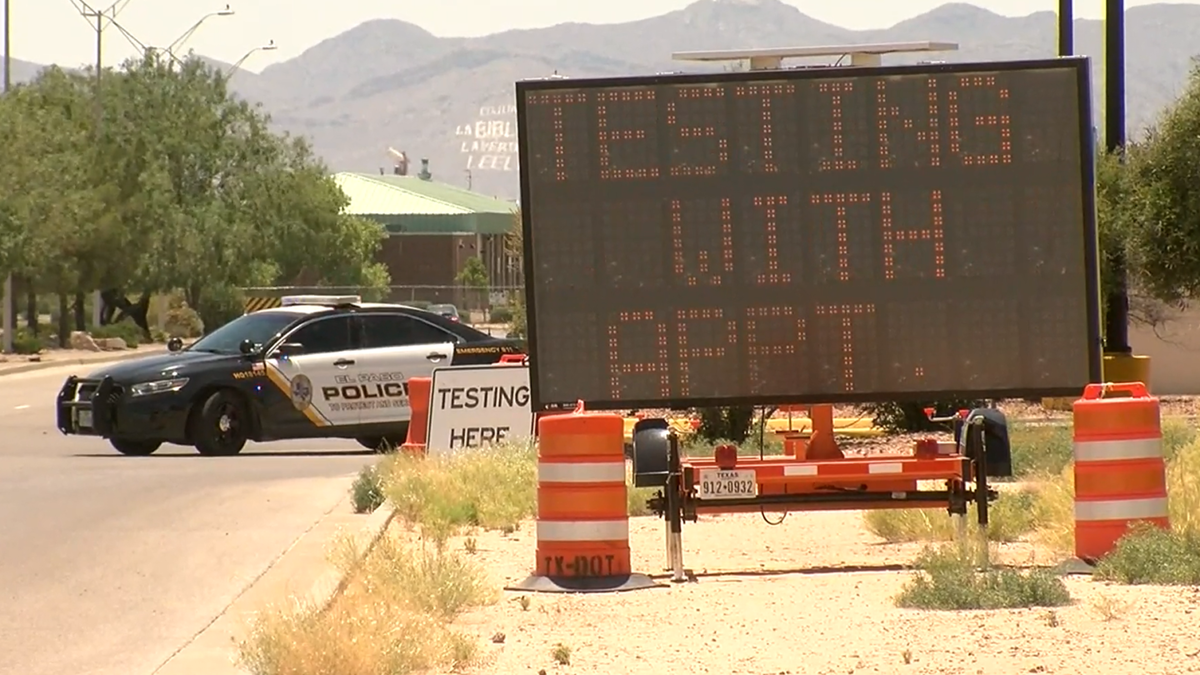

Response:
(515, 57), (1102, 411)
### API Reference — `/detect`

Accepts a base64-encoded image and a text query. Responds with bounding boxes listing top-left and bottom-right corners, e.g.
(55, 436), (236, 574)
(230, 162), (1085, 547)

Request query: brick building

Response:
(332, 167), (520, 306)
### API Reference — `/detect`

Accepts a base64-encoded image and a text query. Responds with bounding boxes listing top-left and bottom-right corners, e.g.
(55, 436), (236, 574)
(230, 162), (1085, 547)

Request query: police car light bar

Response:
(280, 295), (362, 307)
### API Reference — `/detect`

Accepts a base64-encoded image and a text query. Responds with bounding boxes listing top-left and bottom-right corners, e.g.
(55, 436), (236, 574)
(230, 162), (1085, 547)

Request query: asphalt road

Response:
(0, 364), (379, 675)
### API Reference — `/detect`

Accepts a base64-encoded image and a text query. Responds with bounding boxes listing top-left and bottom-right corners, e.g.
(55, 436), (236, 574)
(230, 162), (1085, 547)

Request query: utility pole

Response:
(1058, 0), (1073, 55)
(85, 3), (108, 329)
(1103, 0), (1131, 357)
(2, 0), (13, 355)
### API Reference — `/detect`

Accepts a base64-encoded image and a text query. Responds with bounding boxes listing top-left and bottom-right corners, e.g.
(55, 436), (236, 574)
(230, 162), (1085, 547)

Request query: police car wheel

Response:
(109, 438), (162, 456)
(192, 390), (249, 456)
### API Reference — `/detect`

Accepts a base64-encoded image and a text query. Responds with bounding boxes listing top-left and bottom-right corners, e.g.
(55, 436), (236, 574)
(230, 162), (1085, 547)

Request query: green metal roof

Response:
(368, 175), (516, 214)
(333, 172), (517, 235)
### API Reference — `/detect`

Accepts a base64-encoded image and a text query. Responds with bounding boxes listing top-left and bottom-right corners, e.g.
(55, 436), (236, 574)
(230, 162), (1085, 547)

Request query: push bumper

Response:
(56, 376), (190, 441)
(57, 376), (118, 437)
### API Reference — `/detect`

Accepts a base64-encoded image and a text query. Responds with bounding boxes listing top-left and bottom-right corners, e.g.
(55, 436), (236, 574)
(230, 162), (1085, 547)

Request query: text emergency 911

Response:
(425, 365), (535, 454)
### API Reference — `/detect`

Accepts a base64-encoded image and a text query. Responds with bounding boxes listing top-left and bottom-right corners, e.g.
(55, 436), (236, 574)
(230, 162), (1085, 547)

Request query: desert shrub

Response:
(350, 464), (386, 514)
(90, 320), (145, 347)
(163, 303), (204, 338)
(895, 543), (1071, 610)
(12, 327), (42, 354)
(1094, 523), (1200, 585)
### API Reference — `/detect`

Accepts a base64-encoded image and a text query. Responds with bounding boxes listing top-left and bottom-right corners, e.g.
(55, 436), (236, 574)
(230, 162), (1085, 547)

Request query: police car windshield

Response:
(188, 312), (301, 354)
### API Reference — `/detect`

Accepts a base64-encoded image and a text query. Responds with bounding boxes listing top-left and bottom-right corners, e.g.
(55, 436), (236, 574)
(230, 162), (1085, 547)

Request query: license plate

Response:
(696, 469), (757, 500)
(77, 410), (93, 429)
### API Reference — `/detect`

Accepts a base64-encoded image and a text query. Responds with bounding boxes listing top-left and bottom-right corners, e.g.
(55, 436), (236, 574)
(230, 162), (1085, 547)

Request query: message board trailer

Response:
(632, 407), (1007, 580)
(425, 364), (535, 454)
(515, 54), (1102, 412)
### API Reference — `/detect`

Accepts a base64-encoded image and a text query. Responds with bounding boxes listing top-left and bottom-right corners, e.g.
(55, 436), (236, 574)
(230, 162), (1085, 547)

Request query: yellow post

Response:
(1042, 353), (1152, 411)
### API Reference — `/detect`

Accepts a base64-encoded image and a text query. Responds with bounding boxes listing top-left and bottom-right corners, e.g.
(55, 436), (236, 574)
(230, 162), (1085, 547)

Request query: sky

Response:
(3, 0), (1193, 74)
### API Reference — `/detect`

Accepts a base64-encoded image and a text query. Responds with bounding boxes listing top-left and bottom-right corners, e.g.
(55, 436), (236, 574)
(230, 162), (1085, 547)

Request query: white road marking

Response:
(14, 405), (29, 410)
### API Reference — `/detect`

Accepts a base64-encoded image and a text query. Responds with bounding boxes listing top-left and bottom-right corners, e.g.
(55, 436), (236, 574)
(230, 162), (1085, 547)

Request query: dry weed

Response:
(385, 441), (538, 543)
(235, 532), (494, 675)
(863, 487), (1038, 544)
(551, 642), (572, 665)
(236, 596), (463, 675)
(1090, 592), (1130, 621)
(236, 444), (534, 675)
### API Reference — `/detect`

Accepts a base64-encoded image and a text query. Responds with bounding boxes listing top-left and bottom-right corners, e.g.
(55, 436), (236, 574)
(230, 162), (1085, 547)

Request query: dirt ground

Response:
(418, 510), (1200, 675)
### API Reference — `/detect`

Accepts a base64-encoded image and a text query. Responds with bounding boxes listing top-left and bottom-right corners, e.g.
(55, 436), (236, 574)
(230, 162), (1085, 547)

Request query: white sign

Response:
(696, 469), (758, 500)
(425, 364), (534, 454)
(454, 102), (518, 172)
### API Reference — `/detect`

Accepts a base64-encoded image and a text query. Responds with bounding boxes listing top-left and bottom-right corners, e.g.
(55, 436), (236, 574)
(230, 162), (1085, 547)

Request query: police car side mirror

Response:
(167, 337), (184, 353)
(274, 342), (305, 358)
(239, 339), (257, 356)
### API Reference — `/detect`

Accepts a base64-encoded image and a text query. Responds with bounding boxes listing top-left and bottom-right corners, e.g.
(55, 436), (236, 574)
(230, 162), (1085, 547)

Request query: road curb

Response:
(307, 500), (398, 613)
(152, 491), (397, 675)
(0, 348), (167, 376)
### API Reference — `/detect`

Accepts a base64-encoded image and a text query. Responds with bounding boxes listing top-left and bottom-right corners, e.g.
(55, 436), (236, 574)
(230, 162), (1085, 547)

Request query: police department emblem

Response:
(290, 374), (313, 411)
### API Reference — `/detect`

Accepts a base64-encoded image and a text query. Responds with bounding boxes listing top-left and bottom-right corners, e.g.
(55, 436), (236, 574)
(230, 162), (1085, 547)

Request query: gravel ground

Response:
(438, 511), (1200, 675)
(375, 396), (1200, 674)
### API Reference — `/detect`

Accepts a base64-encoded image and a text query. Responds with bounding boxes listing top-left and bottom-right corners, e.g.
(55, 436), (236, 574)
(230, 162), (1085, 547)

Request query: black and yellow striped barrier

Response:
(243, 296), (283, 314)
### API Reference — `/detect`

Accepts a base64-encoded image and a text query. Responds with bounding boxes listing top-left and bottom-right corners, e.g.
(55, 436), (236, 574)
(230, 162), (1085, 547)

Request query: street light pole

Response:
(3, 0), (13, 354)
(226, 40), (276, 76)
(168, 5), (234, 56)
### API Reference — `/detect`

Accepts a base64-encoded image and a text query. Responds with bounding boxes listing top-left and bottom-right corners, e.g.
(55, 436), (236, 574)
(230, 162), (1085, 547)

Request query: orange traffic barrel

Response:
(399, 377), (432, 456)
(1073, 381), (1169, 563)
(508, 401), (657, 593)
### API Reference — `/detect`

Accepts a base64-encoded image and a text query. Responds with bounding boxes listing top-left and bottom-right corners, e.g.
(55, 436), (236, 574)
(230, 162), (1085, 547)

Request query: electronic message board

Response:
(515, 57), (1102, 411)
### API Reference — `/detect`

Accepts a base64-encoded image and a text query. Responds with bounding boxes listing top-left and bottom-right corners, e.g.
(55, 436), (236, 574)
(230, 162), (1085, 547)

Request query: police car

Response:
(55, 295), (524, 456)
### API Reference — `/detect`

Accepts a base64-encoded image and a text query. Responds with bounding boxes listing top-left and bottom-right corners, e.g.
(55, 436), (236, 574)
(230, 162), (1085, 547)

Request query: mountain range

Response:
(7, 0), (1200, 199)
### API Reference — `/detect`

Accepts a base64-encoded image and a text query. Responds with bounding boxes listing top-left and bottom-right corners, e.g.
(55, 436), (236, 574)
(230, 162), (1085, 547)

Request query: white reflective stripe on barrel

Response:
(784, 464), (818, 476)
(868, 462), (904, 474)
(1073, 437), (1163, 462)
(537, 519), (629, 542)
(538, 461), (626, 483)
(1075, 496), (1169, 522)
